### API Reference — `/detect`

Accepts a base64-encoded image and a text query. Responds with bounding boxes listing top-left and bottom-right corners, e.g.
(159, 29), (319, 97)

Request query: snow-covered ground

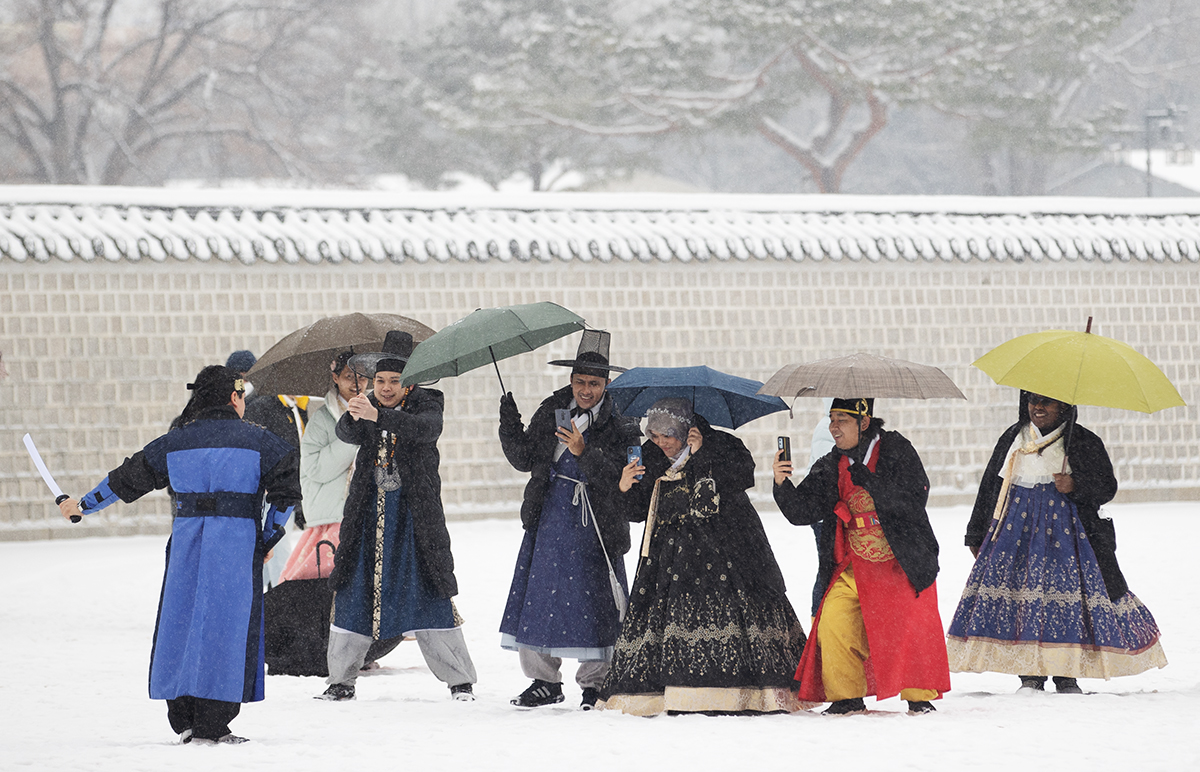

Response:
(3, 502), (1196, 771)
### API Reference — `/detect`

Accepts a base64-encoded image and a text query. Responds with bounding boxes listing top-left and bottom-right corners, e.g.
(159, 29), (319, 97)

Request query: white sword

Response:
(22, 433), (79, 522)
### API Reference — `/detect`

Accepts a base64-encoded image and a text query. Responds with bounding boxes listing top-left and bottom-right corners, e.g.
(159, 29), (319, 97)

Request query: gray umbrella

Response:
(758, 352), (966, 400)
(246, 313), (436, 397)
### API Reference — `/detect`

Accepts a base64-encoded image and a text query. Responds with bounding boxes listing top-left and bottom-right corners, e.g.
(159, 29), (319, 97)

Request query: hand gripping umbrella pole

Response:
(23, 433), (78, 522)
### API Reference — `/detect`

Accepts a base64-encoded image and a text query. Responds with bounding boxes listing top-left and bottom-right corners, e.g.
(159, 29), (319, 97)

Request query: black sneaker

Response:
(511, 679), (564, 708)
(316, 683), (356, 701)
(822, 698), (866, 715)
(580, 687), (599, 710)
(450, 683), (476, 702)
(1053, 677), (1083, 695)
(191, 733), (249, 745)
(907, 700), (937, 715)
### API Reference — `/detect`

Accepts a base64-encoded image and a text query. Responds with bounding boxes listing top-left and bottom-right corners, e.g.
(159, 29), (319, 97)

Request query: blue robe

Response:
(80, 406), (299, 704)
(500, 442), (627, 659)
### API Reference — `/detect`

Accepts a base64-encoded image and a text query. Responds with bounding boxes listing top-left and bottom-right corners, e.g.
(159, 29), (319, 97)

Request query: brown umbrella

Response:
(246, 313), (436, 397)
(758, 352), (966, 400)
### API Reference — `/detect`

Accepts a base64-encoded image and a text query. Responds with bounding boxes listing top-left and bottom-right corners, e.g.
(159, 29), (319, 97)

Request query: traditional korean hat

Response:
(548, 329), (627, 378)
(830, 397), (874, 417)
(349, 331), (414, 377)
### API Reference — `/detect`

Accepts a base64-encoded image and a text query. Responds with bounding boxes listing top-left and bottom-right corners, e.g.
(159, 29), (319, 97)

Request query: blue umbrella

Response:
(607, 366), (788, 429)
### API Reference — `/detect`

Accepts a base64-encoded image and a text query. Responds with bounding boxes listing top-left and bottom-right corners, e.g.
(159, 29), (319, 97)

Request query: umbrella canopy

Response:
(973, 325), (1186, 413)
(607, 366), (788, 429)
(246, 313), (435, 397)
(758, 353), (967, 401)
(401, 302), (585, 389)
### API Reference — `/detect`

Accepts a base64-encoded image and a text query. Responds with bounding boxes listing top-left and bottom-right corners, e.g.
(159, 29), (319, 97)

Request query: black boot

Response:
(822, 698), (866, 715)
(316, 683), (356, 701)
(1017, 676), (1046, 692)
(510, 679), (564, 708)
(1053, 677), (1083, 695)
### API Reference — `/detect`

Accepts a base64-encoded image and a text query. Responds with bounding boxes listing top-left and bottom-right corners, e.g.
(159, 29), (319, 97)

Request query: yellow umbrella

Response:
(972, 318), (1185, 413)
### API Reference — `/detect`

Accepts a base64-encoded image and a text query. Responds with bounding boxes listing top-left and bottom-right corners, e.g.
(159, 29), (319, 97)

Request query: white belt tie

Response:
(554, 473), (593, 527)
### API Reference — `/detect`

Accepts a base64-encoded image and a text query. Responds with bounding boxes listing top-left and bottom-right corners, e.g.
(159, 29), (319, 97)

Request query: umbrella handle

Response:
(489, 346), (507, 395)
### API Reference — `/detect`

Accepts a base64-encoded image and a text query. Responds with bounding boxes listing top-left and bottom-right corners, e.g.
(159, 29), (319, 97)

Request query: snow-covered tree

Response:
(354, 0), (695, 190)
(0, 0), (368, 185)
(626, 0), (1136, 193)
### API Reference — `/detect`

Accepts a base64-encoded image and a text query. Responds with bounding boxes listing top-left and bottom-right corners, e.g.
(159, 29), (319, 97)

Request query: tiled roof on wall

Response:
(3, 186), (1199, 266)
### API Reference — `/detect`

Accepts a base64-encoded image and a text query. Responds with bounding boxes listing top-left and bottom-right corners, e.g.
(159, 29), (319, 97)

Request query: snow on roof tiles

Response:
(2, 186), (1199, 267)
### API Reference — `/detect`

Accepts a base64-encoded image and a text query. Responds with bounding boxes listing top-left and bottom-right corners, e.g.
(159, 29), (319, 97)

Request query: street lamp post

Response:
(1144, 106), (1187, 197)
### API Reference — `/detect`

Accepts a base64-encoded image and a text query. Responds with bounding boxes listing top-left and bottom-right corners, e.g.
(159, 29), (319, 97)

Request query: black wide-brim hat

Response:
(349, 330), (414, 377)
(548, 329), (627, 376)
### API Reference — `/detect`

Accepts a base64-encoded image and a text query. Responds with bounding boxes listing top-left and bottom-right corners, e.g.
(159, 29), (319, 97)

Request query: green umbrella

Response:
(401, 302), (586, 392)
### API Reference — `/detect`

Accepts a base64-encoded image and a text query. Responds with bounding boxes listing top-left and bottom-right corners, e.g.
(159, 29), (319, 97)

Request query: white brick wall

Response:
(2, 258), (1197, 539)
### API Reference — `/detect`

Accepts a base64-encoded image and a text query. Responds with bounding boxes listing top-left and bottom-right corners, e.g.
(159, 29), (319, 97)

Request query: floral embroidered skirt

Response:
(599, 511), (807, 715)
(947, 482), (1167, 678)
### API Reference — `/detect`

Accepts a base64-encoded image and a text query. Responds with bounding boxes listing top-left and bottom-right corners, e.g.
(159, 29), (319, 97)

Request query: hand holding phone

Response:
(627, 446), (643, 480)
(555, 408), (573, 435)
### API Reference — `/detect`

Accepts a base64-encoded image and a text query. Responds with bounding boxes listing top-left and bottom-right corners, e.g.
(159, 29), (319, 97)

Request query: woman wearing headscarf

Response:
(598, 398), (806, 715)
(947, 391), (1167, 692)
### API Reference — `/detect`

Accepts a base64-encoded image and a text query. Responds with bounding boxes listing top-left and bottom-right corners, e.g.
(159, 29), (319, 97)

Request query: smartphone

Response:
(555, 408), (573, 432)
(777, 436), (791, 462)
(627, 445), (643, 480)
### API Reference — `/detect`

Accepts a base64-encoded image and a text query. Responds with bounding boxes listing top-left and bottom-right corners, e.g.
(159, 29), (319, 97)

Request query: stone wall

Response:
(2, 257), (1197, 539)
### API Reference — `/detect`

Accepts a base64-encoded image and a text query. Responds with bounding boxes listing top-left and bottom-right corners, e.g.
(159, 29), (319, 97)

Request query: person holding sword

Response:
(57, 364), (300, 744)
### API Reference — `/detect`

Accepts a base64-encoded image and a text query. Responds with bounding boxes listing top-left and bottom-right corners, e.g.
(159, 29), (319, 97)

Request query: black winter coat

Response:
(966, 421), (1126, 600)
(499, 386), (641, 557)
(329, 387), (457, 598)
(623, 416), (788, 596)
(774, 429), (939, 597)
(245, 394), (307, 448)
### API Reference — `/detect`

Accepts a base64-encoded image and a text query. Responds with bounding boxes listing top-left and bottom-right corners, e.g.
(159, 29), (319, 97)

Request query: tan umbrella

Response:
(758, 352), (966, 400)
(247, 312), (436, 397)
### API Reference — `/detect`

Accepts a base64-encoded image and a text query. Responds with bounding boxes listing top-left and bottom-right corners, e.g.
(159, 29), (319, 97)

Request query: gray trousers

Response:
(519, 647), (611, 690)
(327, 627), (478, 688)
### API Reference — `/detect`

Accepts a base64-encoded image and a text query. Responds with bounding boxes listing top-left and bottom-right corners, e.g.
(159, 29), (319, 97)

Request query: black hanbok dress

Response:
(599, 418), (807, 715)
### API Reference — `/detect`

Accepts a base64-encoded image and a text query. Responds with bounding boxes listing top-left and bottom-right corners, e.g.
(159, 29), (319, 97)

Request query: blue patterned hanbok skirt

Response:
(499, 449), (627, 660)
(333, 486), (455, 639)
(947, 482), (1166, 678)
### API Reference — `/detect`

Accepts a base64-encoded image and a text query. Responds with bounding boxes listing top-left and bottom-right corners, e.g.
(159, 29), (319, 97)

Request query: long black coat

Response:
(774, 428), (939, 597)
(499, 386), (641, 558)
(329, 387), (457, 598)
(245, 394), (307, 448)
(624, 416), (788, 596)
(966, 420), (1126, 600)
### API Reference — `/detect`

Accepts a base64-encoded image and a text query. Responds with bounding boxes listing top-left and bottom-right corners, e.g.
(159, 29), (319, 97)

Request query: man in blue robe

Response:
(60, 365), (300, 744)
(498, 330), (639, 709)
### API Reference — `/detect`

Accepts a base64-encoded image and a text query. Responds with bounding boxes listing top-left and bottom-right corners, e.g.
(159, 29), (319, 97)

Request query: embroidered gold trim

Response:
(846, 523), (895, 563)
(600, 686), (814, 716)
(947, 637), (1168, 679)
